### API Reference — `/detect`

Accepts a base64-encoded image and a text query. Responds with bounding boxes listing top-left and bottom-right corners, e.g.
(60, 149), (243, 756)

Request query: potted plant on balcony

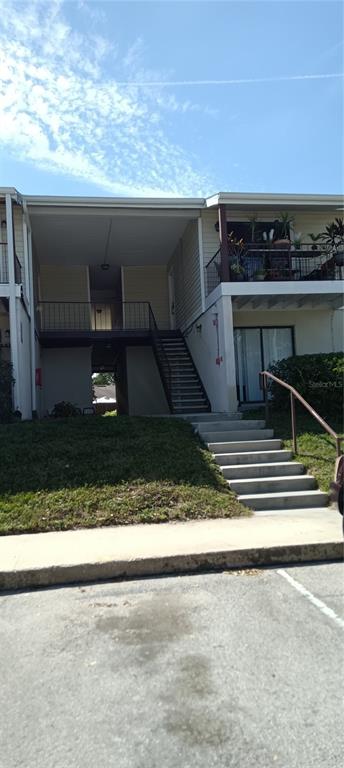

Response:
(292, 233), (303, 250)
(228, 232), (246, 281)
(253, 267), (266, 281)
(321, 218), (344, 266)
(273, 212), (294, 248)
(230, 262), (246, 281)
(308, 232), (322, 251)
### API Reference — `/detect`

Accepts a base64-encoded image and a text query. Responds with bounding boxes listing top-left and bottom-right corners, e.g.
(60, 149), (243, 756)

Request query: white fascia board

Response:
(25, 195), (205, 210)
(206, 192), (344, 210)
(218, 280), (344, 297)
(0, 188), (22, 204)
(26, 205), (201, 220)
(204, 193), (220, 208)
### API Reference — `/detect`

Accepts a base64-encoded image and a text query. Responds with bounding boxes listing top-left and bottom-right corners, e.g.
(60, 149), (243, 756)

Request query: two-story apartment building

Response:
(0, 188), (343, 420)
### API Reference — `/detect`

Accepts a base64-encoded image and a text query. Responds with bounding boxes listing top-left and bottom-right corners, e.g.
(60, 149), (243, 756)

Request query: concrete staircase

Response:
(190, 413), (329, 515)
(157, 333), (210, 414)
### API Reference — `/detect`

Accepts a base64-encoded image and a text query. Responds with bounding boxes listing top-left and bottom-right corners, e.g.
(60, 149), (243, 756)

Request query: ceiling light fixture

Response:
(100, 218), (112, 271)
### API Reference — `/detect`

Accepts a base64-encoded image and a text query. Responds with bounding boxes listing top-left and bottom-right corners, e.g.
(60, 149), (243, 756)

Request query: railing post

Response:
(260, 372), (269, 424)
(290, 391), (297, 454)
(218, 204), (230, 282)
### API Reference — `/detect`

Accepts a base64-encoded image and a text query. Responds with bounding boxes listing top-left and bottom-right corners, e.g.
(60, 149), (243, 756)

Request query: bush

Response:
(268, 353), (344, 419)
(0, 359), (14, 423)
(51, 401), (81, 418)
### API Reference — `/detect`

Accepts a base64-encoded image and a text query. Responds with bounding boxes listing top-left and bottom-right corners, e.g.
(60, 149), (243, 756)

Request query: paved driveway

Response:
(0, 563), (343, 768)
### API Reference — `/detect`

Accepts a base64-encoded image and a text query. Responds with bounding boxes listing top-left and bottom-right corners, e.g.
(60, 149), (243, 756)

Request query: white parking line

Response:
(277, 568), (344, 630)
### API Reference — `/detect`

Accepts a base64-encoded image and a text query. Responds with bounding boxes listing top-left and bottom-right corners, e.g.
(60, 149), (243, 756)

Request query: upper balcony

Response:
(38, 300), (161, 346)
(205, 242), (344, 297)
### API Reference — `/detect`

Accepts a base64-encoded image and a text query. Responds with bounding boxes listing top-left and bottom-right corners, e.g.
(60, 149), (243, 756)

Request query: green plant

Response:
(308, 233), (322, 251)
(321, 218), (344, 249)
(93, 372), (115, 386)
(230, 262), (245, 275)
(254, 268), (266, 280)
(248, 216), (258, 243)
(274, 211), (294, 241)
(267, 353), (344, 418)
(293, 233), (303, 250)
(51, 401), (82, 418)
(0, 359), (14, 423)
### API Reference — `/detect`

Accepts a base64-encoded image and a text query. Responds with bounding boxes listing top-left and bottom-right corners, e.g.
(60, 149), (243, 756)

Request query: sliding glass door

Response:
(234, 327), (294, 403)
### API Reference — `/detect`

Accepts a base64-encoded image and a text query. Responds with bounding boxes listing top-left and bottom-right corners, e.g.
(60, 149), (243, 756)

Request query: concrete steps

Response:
(229, 475), (317, 495)
(192, 417), (328, 514)
(222, 461), (304, 478)
(238, 489), (328, 511)
(155, 334), (211, 414)
(179, 413), (242, 422)
(193, 420), (265, 432)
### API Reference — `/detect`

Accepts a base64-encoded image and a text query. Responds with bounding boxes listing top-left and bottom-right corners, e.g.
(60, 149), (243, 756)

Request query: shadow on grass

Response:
(0, 416), (227, 496)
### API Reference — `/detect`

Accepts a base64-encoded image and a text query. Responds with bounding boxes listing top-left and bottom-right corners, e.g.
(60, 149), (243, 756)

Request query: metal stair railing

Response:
(148, 305), (173, 412)
(259, 370), (342, 457)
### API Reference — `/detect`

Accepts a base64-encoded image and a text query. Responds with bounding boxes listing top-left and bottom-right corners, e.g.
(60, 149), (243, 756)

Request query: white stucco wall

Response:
(233, 308), (344, 355)
(126, 346), (169, 415)
(41, 347), (92, 414)
(185, 295), (238, 413)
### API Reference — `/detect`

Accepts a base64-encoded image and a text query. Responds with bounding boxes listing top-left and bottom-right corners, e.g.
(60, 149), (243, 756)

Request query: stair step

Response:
(195, 420), (265, 432)
(229, 475), (316, 495)
(222, 461), (304, 479)
(214, 449), (291, 464)
(203, 429), (274, 443)
(184, 413), (242, 422)
(209, 440), (282, 455)
(173, 404), (209, 410)
(173, 401), (207, 407)
(238, 489), (328, 511)
(178, 413), (241, 421)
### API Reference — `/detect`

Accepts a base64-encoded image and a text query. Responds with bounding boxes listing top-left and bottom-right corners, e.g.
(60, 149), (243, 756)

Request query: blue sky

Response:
(0, 0), (343, 197)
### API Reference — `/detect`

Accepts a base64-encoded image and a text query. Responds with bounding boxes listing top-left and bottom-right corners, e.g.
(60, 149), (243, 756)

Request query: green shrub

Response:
(268, 353), (344, 419)
(51, 401), (81, 418)
(0, 359), (14, 423)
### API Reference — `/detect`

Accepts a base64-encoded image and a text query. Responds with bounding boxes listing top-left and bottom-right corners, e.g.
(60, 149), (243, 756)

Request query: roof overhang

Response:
(206, 192), (344, 212)
(25, 195), (205, 210)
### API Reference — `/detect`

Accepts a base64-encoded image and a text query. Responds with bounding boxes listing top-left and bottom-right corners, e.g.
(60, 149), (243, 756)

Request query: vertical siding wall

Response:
(201, 209), (219, 268)
(122, 265), (170, 329)
(168, 219), (203, 329)
(291, 212), (336, 238)
(39, 265), (90, 301)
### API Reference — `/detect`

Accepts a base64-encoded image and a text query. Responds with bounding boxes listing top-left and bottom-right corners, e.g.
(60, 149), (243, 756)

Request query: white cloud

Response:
(0, 0), (213, 196)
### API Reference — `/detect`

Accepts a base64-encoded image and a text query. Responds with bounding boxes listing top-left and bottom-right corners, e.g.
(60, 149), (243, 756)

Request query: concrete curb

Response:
(0, 541), (342, 591)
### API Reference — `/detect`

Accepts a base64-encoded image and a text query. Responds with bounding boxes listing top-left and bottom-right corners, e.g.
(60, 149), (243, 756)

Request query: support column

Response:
(22, 218), (29, 303)
(27, 225), (37, 413)
(5, 194), (20, 411)
(218, 203), (230, 282)
(220, 294), (238, 413)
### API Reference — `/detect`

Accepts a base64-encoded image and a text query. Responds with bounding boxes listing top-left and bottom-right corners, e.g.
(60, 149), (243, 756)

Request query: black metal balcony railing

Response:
(0, 243), (22, 284)
(205, 243), (343, 296)
(38, 300), (153, 332)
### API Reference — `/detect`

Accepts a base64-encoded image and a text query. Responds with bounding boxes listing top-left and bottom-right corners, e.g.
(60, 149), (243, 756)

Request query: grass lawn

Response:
(0, 415), (249, 535)
(243, 405), (343, 491)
